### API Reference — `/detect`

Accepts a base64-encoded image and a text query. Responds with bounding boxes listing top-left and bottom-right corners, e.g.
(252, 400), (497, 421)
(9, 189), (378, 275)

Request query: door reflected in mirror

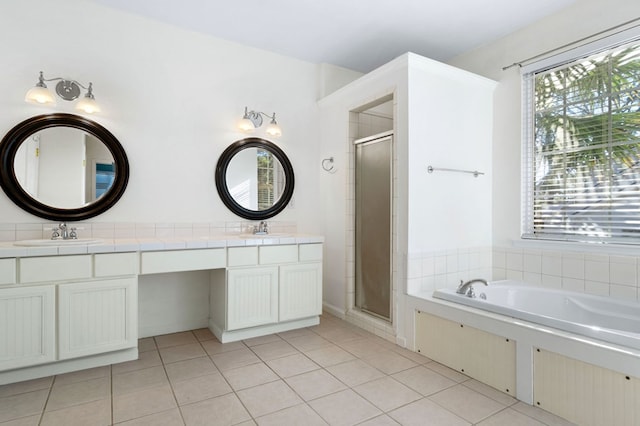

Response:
(14, 127), (116, 209)
(226, 147), (286, 211)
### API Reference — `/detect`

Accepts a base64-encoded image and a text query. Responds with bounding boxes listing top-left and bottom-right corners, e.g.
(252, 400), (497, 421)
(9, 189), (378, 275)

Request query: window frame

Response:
(521, 28), (640, 245)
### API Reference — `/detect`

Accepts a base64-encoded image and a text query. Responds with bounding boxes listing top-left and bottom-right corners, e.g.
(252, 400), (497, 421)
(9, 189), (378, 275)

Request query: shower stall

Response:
(354, 131), (393, 321)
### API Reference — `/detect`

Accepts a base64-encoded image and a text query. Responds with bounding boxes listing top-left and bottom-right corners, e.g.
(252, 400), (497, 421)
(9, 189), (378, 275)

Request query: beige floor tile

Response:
(277, 327), (315, 340)
(255, 403), (328, 426)
(0, 377), (52, 398)
(313, 327), (365, 344)
(159, 343), (206, 364)
(114, 408), (184, 425)
(112, 350), (162, 375)
(40, 398), (110, 426)
(0, 414), (40, 425)
(243, 334), (283, 347)
(138, 337), (157, 353)
(285, 369), (347, 401)
(361, 349), (417, 374)
(222, 363), (279, 391)
(112, 366), (168, 395)
(511, 402), (577, 426)
(236, 380), (302, 418)
(388, 398), (470, 426)
(357, 415), (401, 425)
(171, 372), (231, 406)
(388, 346), (432, 364)
(337, 338), (387, 359)
(154, 331), (198, 348)
(391, 365), (456, 396)
(165, 357), (218, 383)
(192, 328), (215, 342)
(210, 347), (261, 371)
(286, 334), (332, 351)
(0, 390), (49, 423)
(53, 366), (110, 386)
(180, 393), (251, 426)
(250, 340), (299, 361)
(429, 384), (506, 423)
(326, 359), (385, 387)
(354, 376), (421, 412)
(424, 361), (469, 383)
(200, 339), (246, 356)
(265, 353), (320, 378)
(478, 407), (547, 426)
(309, 389), (382, 426)
(304, 344), (356, 367)
(463, 379), (517, 406)
(46, 377), (110, 411)
(112, 384), (177, 424)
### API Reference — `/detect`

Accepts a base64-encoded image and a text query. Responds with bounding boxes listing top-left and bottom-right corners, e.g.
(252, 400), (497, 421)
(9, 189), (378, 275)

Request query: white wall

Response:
(319, 54), (495, 345)
(0, 0), (322, 232)
(449, 0), (640, 303)
(448, 0), (640, 247)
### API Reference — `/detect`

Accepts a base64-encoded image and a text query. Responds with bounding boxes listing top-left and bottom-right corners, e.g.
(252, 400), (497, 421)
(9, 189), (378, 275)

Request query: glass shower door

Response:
(354, 133), (392, 321)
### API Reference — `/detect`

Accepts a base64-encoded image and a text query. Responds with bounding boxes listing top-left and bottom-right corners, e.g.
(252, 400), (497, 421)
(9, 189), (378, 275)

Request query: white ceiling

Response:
(90, 0), (578, 73)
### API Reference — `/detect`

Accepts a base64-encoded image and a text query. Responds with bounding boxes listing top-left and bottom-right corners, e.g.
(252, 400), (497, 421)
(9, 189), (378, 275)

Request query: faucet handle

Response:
(69, 228), (78, 239)
(51, 227), (60, 240)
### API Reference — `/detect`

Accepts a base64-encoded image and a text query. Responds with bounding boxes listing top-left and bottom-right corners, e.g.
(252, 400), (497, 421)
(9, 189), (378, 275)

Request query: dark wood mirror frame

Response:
(215, 137), (294, 220)
(0, 113), (129, 221)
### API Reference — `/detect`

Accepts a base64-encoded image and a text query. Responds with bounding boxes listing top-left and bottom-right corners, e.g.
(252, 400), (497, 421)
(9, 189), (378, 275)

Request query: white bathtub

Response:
(433, 280), (640, 350)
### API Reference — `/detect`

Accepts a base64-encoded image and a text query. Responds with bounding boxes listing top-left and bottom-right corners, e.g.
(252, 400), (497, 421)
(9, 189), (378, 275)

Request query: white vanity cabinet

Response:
(210, 243), (323, 342)
(0, 285), (56, 371)
(0, 252), (139, 384)
(58, 277), (137, 360)
(226, 266), (279, 330)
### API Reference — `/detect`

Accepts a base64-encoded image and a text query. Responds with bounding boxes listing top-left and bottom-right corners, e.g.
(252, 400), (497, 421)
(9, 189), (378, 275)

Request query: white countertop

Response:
(0, 234), (324, 258)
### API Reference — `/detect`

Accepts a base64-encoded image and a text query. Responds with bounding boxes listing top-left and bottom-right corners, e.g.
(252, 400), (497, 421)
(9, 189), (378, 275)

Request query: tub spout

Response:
(456, 278), (488, 297)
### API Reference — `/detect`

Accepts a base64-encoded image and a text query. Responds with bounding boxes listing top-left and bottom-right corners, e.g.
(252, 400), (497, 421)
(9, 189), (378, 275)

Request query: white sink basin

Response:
(238, 233), (291, 239)
(14, 238), (104, 247)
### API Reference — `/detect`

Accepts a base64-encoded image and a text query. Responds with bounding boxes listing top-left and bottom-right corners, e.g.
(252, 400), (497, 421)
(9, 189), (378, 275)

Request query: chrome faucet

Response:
(59, 223), (68, 240)
(456, 278), (488, 298)
(253, 221), (269, 235)
(51, 222), (78, 240)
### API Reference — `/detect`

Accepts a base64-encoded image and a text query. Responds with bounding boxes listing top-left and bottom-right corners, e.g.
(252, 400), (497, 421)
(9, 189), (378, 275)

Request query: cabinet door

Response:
(279, 262), (322, 322)
(58, 277), (137, 360)
(227, 267), (278, 330)
(0, 285), (55, 370)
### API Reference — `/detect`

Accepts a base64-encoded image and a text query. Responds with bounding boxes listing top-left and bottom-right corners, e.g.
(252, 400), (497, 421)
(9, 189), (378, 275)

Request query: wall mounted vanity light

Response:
(25, 71), (101, 114)
(238, 106), (282, 137)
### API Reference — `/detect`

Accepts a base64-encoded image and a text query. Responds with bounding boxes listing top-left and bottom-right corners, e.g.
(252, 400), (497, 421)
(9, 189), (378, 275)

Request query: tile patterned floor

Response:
(0, 314), (576, 425)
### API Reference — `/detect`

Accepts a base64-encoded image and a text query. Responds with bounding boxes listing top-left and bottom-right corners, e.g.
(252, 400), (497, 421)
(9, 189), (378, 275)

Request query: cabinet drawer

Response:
(140, 248), (225, 274)
(0, 258), (16, 285)
(299, 244), (323, 262)
(228, 247), (258, 267)
(95, 252), (139, 277)
(20, 255), (92, 283)
(259, 245), (297, 264)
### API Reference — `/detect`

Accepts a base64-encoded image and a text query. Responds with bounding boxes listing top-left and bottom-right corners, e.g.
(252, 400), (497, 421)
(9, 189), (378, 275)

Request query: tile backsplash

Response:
(493, 246), (640, 302)
(0, 221), (298, 242)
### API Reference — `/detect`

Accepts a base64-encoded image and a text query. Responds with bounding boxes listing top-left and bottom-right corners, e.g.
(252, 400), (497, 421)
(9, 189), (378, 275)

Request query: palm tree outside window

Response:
(523, 39), (640, 243)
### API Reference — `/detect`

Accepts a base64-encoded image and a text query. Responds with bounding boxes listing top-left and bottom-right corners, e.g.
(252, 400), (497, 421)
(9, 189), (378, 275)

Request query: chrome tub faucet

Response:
(456, 278), (488, 298)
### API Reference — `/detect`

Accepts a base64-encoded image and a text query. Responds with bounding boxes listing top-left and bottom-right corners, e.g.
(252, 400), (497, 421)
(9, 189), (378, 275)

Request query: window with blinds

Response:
(522, 39), (640, 243)
(256, 149), (284, 210)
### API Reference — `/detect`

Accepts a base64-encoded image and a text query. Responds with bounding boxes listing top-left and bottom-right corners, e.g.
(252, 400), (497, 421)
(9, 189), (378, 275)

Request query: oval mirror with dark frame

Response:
(215, 137), (294, 220)
(0, 113), (129, 221)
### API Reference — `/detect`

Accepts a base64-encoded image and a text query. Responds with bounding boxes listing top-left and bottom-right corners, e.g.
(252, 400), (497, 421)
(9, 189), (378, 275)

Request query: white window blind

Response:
(522, 38), (640, 243)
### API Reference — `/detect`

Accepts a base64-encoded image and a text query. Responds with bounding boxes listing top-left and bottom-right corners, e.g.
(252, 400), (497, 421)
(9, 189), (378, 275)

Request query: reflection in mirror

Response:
(14, 128), (115, 209)
(215, 137), (294, 220)
(0, 113), (129, 221)
(226, 148), (285, 211)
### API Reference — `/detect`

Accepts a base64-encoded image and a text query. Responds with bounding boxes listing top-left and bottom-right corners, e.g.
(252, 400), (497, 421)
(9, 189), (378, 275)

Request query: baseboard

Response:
(322, 302), (346, 319)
